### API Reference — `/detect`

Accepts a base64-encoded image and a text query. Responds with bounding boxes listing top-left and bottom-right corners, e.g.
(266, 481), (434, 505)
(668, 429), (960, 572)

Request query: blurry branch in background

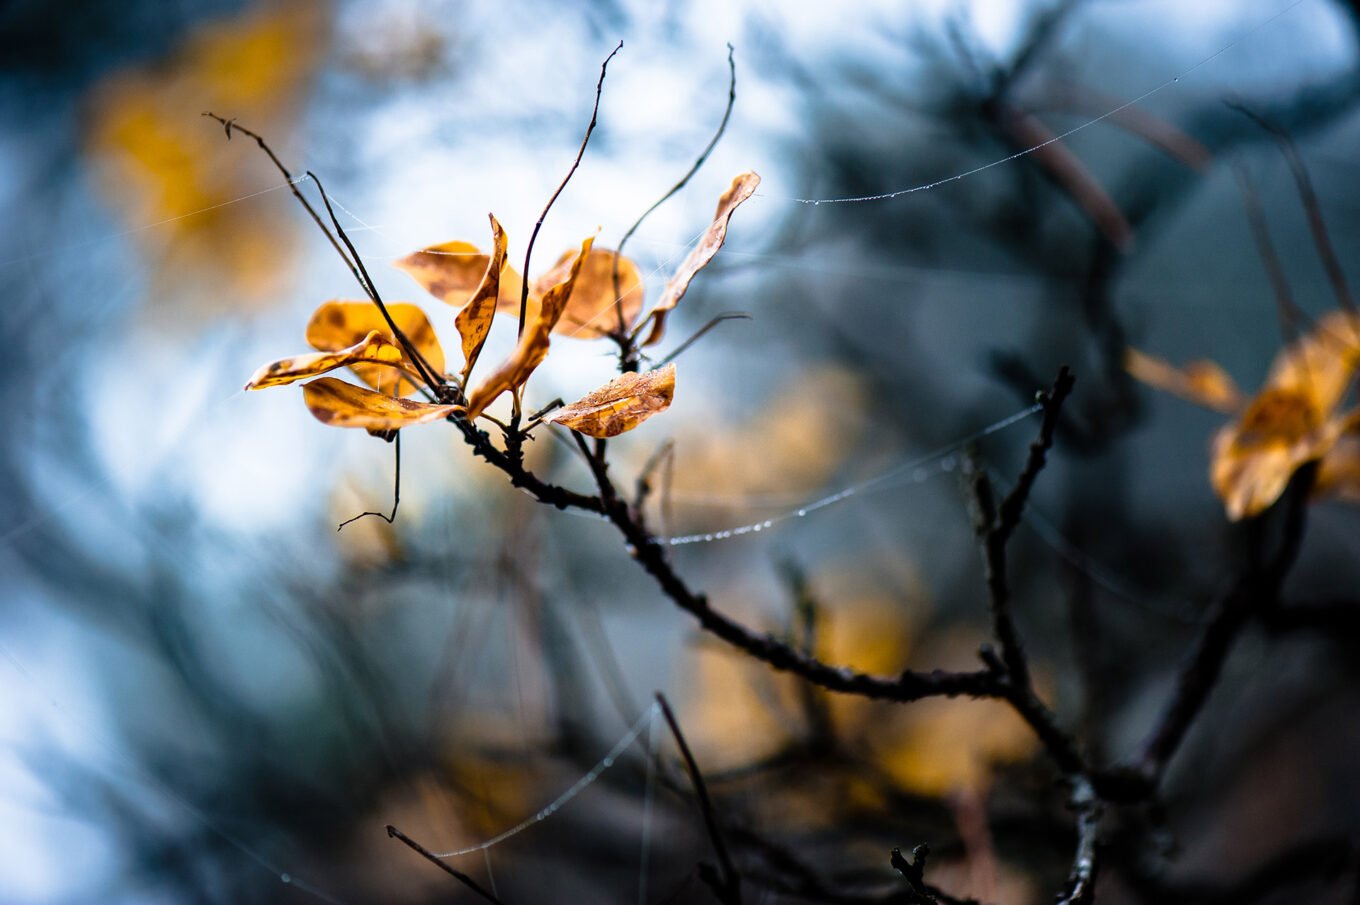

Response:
(1229, 100), (1357, 314)
(656, 693), (741, 905)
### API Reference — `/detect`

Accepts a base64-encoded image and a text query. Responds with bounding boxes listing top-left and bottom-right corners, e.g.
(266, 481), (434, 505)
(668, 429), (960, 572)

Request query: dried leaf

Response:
(465, 237), (593, 419)
(396, 240), (526, 311)
(1125, 348), (1244, 413)
(301, 377), (461, 430)
(641, 171), (759, 347)
(531, 247), (645, 338)
(455, 214), (508, 378)
(1317, 433), (1360, 504)
(245, 330), (407, 390)
(1264, 310), (1360, 415)
(305, 301), (445, 396)
(1209, 388), (1331, 520)
(546, 364), (676, 438)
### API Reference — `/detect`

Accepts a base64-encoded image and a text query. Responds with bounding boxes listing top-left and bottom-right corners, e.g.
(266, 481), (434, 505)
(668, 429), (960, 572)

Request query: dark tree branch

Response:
(656, 693), (741, 904)
(1133, 463), (1315, 783)
(1054, 779), (1102, 905)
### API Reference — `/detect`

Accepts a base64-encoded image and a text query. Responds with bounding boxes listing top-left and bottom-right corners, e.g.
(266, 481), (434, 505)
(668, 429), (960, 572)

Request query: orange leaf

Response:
(301, 377), (461, 430)
(531, 247), (645, 338)
(641, 171), (759, 347)
(1263, 310), (1360, 416)
(546, 363), (676, 438)
(455, 214), (508, 379)
(305, 301), (445, 396)
(395, 240), (525, 310)
(465, 237), (593, 419)
(1317, 433), (1360, 504)
(1209, 388), (1332, 520)
(1125, 348), (1244, 413)
(245, 330), (408, 390)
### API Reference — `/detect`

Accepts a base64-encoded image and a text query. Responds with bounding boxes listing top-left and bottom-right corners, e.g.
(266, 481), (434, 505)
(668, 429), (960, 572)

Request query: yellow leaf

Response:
(305, 301), (445, 396)
(454, 214), (509, 379)
(1317, 432), (1360, 504)
(531, 247), (645, 338)
(395, 239), (526, 311)
(641, 171), (759, 347)
(83, 0), (328, 305)
(301, 377), (461, 430)
(1209, 388), (1332, 520)
(546, 364), (676, 438)
(1125, 348), (1243, 413)
(1263, 310), (1360, 416)
(465, 237), (593, 419)
(245, 330), (408, 390)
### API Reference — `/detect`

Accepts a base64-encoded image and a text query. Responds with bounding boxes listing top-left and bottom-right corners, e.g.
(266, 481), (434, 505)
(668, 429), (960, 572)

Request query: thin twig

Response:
(1134, 463), (1314, 783)
(385, 825), (506, 905)
(612, 44), (738, 341)
(891, 845), (940, 905)
(518, 40), (623, 338)
(974, 366), (1075, 689)
(656, 312), (750, 366)
(202, 113), (362, 289)
(656, 692), (741, 905)
(1233, 163), (1308, 345)
(337, 432), (401, 530)
(308, 171), (446, 391)
(1229, 102), (1355, 313)
(1054, 779), (1102, 905)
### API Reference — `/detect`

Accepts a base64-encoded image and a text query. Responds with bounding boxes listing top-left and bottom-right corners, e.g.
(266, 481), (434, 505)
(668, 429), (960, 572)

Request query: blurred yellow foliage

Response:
(1128, 310), (1360, 519)
(84, 0), (329, 308)
(873, 631), (1040, 797)
(668, 365), (868, 516)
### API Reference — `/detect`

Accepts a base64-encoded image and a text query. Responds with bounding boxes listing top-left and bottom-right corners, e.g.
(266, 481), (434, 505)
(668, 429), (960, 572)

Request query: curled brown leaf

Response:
(302, 377), (462, 430)
(305, 301), (446, 396)
(465, 236), (594, 419)
(455, 214), (508, 379)
(640, 171), (759, 347)
(547, 363), (676, 438)
(246, 330), (409, 390)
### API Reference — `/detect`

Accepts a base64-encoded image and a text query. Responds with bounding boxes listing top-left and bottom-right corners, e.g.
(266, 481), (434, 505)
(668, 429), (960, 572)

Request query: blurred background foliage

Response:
(2, 0), (1360, 902)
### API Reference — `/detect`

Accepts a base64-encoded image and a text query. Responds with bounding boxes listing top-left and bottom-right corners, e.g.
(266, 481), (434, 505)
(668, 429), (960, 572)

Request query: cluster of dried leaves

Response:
(1127, 309), (1360, 519)
(245, 172), (759, 441)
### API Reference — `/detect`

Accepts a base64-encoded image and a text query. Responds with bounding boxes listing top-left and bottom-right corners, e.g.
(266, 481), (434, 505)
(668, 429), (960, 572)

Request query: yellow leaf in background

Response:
(245, 330), (408, 390)
(1209, 388), (1333, 521)
(666, 366), (865, 516)
(84, 0), (329, 306)
(302, 377), (461, 430)
(1264, 310), (1360, 415)
(305, 301), (445, 396)
(1124, 348), (1243, 413)
(1317, 432), (1360, 504)
(641, 171), (759, 347)
(454, 215), (509, 379)
(464, 237), (593, 419)
(1129, 310), (1360, 520)
(531, 247), (645, 338)
(546, 364), (676, 438)
(874, 632), (1039, 798)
